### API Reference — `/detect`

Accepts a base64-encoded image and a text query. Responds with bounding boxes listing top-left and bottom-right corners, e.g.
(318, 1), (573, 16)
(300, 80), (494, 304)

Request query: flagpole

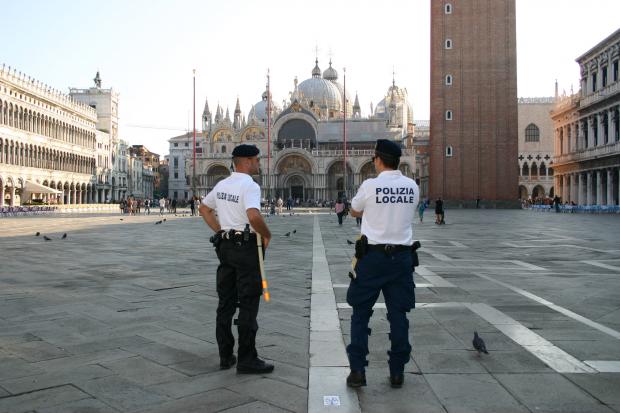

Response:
(343, 67), (347, 199)
(192, 69), (196, 197)
(267, 69), (271, 202)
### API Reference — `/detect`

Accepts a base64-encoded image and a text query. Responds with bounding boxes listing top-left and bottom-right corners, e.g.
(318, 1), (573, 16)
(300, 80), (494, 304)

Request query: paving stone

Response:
(3, 340), (70, 362)
(35, 397), (119, 413)
(77, 375), (170, 411)
(495, 373), (614, 413)
(424, 373), (529, 413)
(135, 388), (254, 413)
(148, 370), (255, 399)
(0, 357), (45, 381)
(0, 364), (113, 394)
(119, 342), (201, 365)
(101, 356), (188, 386)
(0, 384), (91, 413)
(219, 400), (291, 412)
(565, 373), (620, 408)
(229, 377), (307, 413)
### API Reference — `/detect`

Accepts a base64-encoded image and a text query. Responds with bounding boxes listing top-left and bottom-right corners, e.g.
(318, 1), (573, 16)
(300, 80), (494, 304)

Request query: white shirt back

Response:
(351, 170), (419, 245)
(202, 172), (261, 231)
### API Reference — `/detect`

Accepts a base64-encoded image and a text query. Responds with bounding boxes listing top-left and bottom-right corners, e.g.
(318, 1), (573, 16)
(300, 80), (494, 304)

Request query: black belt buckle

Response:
(384, 244), (395, 255)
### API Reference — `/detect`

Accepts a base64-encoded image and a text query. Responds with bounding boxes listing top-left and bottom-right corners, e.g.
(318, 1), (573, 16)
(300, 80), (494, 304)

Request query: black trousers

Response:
(215, 239), (263, 363)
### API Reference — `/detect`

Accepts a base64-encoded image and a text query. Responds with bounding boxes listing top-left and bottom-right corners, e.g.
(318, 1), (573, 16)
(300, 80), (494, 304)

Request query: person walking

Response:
(199, 144), (274, 374)
(190, 196), (196, 216)
(145, 199), (151, 215)
(276, 197), (283, 215)
(159, 197), (166, 215)
(418, 200), (425, 223)
(346, 139), (419, 389)
(435, 197), (444, 225)
(335, 198), (346, 226)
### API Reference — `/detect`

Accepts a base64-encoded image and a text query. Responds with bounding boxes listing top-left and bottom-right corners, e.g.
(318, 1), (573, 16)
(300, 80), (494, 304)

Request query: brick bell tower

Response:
(429, 0), (519, 207)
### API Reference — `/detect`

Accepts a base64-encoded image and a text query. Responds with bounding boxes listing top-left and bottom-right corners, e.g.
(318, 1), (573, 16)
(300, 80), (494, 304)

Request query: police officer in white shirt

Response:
(346, 139), (419, 389)
(199, 144), (274, 374)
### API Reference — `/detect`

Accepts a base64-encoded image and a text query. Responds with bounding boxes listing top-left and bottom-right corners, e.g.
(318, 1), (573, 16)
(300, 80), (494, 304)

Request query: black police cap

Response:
(375, 139), (402, 158)
(231, 144), (259, 158)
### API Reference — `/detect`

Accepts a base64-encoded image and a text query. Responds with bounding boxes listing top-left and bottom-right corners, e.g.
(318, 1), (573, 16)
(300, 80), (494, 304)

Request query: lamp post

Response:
(192, 69), (196, 198)
(343, 67), (347, 199)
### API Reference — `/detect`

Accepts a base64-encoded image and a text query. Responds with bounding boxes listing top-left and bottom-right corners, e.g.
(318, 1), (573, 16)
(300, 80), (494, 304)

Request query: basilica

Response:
(170, 58), (417, 202)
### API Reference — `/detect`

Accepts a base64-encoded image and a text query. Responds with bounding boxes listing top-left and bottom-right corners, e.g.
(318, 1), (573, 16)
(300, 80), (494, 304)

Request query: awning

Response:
(23, 181), (63, 194)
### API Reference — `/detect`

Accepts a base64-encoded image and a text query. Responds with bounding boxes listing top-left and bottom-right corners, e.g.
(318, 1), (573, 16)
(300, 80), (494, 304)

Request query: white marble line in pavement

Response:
(502, 242), (620, 254)
(308, 216), (361, 413)
(581, 260), (620, 271)
(336, 300), (596, 373)
(472, 272), (620, 341)
(414, 266), (457, 287)
(583, 361), (620, 373)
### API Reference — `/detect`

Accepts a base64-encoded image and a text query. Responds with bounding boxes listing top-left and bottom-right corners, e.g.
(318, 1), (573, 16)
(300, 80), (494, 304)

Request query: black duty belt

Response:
(367, 244), (411, 254)
(221, 230), (257, 243)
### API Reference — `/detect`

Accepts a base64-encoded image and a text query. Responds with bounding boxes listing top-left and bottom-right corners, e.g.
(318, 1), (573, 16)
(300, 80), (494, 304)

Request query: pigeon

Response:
(43, 236), (52, 241)
(61, 233), (67, 239)
(35, 232), (40, 236)
(284, 232), (291, 237)
(163, 219), (167, 222)
(292, 229), (297, 234)
(155, 220), (162, 225)
(473, 332), (488, 355)
(347, 239), (354, 245)
(120, 218), (123, 221)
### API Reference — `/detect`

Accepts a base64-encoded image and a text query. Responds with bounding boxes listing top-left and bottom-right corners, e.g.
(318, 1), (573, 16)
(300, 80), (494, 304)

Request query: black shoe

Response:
(236, 358), (274, 374)
(220, 355), (237, 370)
(390, 374), (404, 388)
(346, 370), (367, 388)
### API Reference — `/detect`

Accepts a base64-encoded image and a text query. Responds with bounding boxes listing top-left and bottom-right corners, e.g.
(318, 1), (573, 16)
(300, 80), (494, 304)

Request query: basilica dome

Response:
(249, 89), (280, 123)
(298, 59), (343, 111)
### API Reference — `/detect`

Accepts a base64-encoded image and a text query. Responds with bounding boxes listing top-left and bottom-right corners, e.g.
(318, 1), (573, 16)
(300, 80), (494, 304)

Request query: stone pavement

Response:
(0, 209), (619, 412)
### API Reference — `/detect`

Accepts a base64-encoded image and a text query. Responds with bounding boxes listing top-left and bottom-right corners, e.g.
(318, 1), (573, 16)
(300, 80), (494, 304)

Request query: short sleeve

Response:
(203, 189), (217, 208)
(351, 181), (368, 212)
(244, 182), (261, 211)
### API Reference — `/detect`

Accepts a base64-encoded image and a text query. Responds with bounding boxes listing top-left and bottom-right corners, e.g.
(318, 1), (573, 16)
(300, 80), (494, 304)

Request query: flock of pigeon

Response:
(35, 231), (67, 241)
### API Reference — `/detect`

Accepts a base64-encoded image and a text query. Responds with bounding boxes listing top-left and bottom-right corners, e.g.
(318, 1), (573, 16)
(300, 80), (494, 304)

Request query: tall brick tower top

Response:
(429, 0), (519, 207)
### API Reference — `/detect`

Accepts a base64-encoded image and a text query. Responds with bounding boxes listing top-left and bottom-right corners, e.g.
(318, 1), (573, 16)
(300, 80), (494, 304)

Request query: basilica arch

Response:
(359, 160), (376, 182)
(326, 160), (353, 200)
(275, 152), (314, 200)
(206, 164), (231, 190)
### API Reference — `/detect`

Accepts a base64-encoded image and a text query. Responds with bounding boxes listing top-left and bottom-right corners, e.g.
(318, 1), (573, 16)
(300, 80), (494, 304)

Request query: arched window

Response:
(445, 110), (453, 120)
(531, 162), (538, 177)
(445, 3), (452, 14)
(445, 146), (453, 157)
(445, 39), (452, 49)
(522, 163), (529, 177)
(539, 162), (547, 177)
(221, 145), (226, 153)
(525, 123), (540, 142)
(445, 74), (453, 85)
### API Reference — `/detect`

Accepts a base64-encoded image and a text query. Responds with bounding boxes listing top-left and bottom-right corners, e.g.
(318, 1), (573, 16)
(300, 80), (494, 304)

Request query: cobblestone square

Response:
(1, 210), (620, 412)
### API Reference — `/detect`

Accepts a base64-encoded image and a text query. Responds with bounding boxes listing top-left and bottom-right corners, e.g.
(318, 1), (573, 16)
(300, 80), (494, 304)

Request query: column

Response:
(609, 107), (617, 143)
(572, 174), (578, 204)
(66, 188), (71, 205)
(563, 175), (569, 203)
(586, 172), (593, 205)
(576, 173), (582, 205)
(9, 186), (15, 206)
(607, 169), (614, 206)
(0, 184), (4, 207)
(596, 170), (603, 205)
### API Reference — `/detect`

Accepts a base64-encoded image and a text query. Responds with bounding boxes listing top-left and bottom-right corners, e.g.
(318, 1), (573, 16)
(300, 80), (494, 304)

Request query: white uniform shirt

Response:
(202, 172), (261, 231)
(351, 170), (419, 245)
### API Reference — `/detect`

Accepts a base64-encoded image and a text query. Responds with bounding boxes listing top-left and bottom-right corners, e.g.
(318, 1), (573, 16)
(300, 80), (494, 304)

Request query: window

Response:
(591, 73), (597, 92)
(445, 3), (452, 13)
(174, 172), (178, 179)
(174, 143), (178, 147)
(525, 124), (540, 142)
(445, 39), (452, 49)
(521, 163), (529, 177)
(445, 146), (453, 157)
(174, 191), (178, 199)
(613, 60), (618, 82)
(602, 66), (608, 88)
(445, 75), (453, 85)
(173, 157), (178, 168)
(184, 191), (188, 199)
(445, 110), (453, 120)
(221, 145), (226, 153)
(184, 142), (189, 147)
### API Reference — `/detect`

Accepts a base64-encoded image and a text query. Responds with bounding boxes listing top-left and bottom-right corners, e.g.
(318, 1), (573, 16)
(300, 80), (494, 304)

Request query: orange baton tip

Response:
(264, 292), (271, 301)
(262, 280), (268, 289)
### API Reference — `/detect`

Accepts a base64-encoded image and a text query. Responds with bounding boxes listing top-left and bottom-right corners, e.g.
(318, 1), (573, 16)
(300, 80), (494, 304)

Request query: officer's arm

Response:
(247, 208), (272, 249)
(199, 204), (221, 233)
(350, 208), (363, 218)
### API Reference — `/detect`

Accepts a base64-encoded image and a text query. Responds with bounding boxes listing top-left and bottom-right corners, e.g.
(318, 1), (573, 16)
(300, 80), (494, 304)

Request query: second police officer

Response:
(198, 144), (274, 374)
(347, 139), (419, 388)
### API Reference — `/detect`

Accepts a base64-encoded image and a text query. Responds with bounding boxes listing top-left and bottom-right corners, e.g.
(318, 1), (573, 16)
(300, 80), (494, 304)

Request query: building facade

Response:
(429, 0), (519, 206)
(518, 97), (555, 200)
(1, 65), (98, 206)
(551, 29), (620, 206)
(170, 59), (417, 202)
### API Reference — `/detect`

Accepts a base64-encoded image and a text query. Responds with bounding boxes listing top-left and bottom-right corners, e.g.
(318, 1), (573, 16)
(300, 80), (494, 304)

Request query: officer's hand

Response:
(263, 236), (271, 250)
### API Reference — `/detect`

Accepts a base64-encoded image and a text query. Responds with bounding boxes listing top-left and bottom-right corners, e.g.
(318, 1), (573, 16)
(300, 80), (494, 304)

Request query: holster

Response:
(210, 230), (225, 249)
(411, 240), (421, 269)
(354, 235), (369, 259)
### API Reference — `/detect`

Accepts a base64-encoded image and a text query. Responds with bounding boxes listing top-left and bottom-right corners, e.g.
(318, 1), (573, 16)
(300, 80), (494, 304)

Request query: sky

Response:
(1, 0), (619, 157)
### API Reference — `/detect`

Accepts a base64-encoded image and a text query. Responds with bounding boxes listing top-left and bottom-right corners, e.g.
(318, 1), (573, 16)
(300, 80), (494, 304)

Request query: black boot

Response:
(236, 358), (274, 374)
(390, 374), (404, 388)
(346, 370), (367, 387)
(220, 355), (237, 370)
